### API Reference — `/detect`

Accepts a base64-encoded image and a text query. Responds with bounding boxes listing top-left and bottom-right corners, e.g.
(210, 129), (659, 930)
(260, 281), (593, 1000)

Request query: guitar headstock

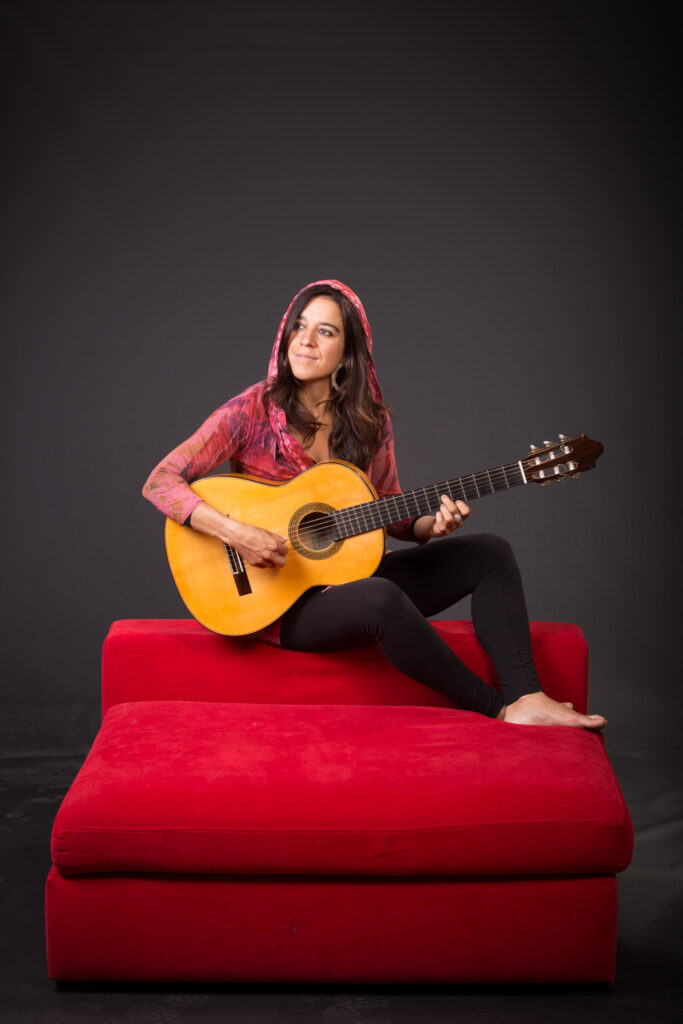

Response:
(521, 434), (604, 484)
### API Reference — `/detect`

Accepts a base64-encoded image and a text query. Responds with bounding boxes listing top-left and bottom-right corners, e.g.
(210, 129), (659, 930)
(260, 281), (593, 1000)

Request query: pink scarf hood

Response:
(265, 280), (384, 472)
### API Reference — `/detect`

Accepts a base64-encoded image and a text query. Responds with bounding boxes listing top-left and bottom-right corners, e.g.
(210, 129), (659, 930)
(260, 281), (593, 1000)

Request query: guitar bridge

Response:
(224, 543), (252, 596)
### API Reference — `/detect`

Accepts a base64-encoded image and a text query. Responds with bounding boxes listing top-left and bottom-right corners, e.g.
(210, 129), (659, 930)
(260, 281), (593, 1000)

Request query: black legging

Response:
(279, 533), (542, 718)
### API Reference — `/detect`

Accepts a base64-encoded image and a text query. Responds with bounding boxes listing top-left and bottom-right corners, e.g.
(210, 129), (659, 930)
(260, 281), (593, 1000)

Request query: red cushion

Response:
(101, 619), (588, 714)
(46, 868), (619, 983)
(52, 700), (632, 878)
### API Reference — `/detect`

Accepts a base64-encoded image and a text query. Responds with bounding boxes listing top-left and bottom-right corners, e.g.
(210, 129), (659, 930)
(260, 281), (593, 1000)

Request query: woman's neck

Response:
(296, 380), (333, 418)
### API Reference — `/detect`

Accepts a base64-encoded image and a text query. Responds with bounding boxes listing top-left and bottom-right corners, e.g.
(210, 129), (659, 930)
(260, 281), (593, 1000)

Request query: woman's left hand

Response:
(413, 496), (471, 542)
(431, 495), (470, 537)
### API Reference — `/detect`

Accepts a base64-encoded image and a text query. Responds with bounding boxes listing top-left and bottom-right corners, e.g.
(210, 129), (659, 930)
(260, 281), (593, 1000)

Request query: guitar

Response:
(165, 434), (603, 636)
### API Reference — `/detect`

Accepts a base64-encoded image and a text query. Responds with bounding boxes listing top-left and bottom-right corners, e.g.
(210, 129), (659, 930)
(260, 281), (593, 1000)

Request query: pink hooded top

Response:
(142, 280), (415, 639)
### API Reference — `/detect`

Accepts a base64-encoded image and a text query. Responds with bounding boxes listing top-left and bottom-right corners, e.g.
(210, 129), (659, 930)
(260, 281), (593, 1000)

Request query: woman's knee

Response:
(281, 578), (409, 649)
(459, 533), (518, 573)
(357, 576), (412, 621)
(475, 532), (514, 557)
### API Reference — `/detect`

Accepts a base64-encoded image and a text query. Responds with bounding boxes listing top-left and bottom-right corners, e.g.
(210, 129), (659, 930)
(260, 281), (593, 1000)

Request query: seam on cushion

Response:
(54, 817), (630, 835)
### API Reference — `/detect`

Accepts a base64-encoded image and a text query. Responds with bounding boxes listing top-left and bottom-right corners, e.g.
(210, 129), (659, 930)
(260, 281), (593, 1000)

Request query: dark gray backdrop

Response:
(1, 0), (680, 752)
(2, 3), (682, 1013)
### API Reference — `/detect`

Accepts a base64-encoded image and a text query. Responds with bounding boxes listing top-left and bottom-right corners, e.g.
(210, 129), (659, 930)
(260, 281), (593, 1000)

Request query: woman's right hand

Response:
(188, 501), (288, 569)
(225, 520), (288, 569)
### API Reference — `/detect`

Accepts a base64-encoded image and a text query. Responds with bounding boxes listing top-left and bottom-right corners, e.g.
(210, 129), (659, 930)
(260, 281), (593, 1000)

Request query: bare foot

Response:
(496, 692), (606, 730)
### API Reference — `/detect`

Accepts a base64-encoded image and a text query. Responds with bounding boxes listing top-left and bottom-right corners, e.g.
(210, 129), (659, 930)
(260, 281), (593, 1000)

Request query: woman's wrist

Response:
(189, 501), (239, 544)
(410, 515), (435, 544)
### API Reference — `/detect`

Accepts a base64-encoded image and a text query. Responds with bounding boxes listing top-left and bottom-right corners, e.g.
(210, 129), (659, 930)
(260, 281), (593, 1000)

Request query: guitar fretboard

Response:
(333, 461), (526, 539)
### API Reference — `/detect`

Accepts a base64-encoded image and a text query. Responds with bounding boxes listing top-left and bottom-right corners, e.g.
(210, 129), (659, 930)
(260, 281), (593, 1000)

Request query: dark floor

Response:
(1, 705), (681, 1024)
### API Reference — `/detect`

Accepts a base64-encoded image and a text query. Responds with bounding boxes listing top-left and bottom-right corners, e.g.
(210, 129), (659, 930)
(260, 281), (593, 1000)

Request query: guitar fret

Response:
(369, 504), (383, 529)
(409, 485), (425, 512)
(409, 490), (424, 516)
(334, 460), (528, 539)
(503, 462), (523, 488)
(451, 479), (467, 503)
(335, 511), (348, 539)
(459, 476), (478, 502)
(472, 472), (488, 497)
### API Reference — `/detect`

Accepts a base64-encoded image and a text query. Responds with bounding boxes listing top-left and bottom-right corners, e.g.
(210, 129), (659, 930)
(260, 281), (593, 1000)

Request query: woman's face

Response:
(287, 296), (345, 386)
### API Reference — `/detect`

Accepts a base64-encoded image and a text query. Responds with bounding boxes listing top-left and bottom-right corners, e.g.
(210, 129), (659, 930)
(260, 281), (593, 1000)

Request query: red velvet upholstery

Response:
(45, 619), (631, 983)
(53, 701), (632, 878)
(46, 868), (618, 983)
(102, 619), (589, 714)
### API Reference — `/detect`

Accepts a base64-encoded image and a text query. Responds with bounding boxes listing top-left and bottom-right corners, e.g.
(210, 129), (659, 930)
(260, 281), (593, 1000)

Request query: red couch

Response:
(46, 619), (632, 983)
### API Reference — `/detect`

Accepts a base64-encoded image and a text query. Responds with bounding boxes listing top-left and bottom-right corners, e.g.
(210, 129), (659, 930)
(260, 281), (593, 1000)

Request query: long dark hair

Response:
(264, 284), (391, 471)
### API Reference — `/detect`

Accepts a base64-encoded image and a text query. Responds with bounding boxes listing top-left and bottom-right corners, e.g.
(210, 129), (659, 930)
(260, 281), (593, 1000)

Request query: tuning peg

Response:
(529, 443), (540, 452)
(542, 440), (552, 446)
(558, 434), (568, 440)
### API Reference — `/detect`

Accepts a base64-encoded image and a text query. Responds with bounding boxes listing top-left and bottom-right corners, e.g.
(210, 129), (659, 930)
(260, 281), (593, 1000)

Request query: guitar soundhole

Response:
(290, 503), (343, 560)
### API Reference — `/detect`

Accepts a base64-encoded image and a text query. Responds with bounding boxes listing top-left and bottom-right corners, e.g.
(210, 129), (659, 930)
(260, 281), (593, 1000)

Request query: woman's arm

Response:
(143, 389), (287, 568)
(142, 405), (237, 525)
(187, 502), (288, 569)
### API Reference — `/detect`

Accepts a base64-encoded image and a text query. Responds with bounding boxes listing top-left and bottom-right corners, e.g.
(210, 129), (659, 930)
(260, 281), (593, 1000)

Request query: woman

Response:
(143, 279), (606, 729)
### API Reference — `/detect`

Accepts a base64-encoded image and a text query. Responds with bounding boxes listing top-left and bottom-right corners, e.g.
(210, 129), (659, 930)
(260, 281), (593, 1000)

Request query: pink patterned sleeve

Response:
(367, 416), (415, 543)
(142, 397), (252, 525)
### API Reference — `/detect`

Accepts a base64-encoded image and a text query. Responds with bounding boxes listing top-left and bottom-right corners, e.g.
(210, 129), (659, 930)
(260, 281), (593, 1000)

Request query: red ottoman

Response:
(46, 620), (632, 982)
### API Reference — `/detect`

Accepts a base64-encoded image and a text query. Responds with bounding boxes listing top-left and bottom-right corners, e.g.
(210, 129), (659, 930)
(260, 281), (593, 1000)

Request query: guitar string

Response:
(225, 464), (527, 550)
(307, 479), (515, 541)
(284, 454), (581, 544)
(322, 450), (580, 539)
(225, 465), (535, 553)
(222, 449), (580, 557)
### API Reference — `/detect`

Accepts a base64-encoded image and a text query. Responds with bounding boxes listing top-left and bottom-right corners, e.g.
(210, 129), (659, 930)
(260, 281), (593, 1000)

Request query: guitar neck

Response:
(333, 460), (527, 539)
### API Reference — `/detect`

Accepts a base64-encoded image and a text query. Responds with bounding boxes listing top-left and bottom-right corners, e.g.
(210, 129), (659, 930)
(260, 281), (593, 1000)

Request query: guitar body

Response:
(165, 460), (386, 636)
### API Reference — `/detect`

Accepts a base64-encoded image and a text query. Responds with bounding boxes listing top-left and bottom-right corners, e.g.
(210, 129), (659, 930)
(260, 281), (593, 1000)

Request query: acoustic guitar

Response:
(165, 433), (603, 636)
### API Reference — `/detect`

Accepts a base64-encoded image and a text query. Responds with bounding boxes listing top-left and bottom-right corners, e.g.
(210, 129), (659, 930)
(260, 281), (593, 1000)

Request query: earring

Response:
(331, 362), (343, 391)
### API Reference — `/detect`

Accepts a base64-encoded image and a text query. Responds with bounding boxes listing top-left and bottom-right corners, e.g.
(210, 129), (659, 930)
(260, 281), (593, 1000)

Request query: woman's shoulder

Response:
(212, 380), (272, 420)
(186, 382), (271, 449)
(219, 379), (267, 408)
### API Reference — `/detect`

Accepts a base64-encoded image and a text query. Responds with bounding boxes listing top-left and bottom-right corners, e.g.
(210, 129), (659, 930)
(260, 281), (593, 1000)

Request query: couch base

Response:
(46, 868), (617, 983)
